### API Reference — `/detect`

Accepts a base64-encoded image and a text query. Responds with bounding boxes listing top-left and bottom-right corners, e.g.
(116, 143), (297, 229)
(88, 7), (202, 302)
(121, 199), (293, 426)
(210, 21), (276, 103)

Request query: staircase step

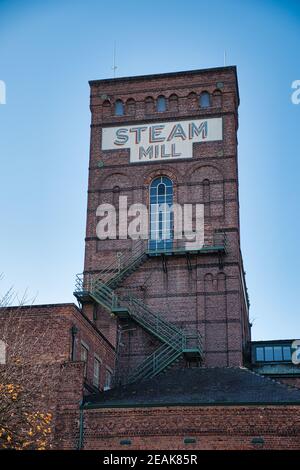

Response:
(80, 243), (203, 384)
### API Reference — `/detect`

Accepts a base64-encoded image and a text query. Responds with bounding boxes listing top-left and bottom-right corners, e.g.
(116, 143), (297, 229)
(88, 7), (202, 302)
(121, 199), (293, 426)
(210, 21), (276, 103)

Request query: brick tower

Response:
(75, 66), (251, 385)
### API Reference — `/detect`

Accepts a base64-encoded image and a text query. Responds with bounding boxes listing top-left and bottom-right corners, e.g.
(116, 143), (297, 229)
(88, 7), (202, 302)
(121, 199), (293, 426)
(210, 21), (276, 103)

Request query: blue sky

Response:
(0, 0), (299, 340)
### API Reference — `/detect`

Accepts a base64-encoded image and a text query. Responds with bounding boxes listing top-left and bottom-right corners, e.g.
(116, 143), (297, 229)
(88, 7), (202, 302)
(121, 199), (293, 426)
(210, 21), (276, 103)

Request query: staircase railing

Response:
(74, 235), (209, 383)
(97, 238), (147, 286)
(183, 331), (203, 353)
(90, 280), (119, 311)
(75, 274), (119, 311)
(126, 339), (183, 384)
(75, 274), (199, 350)
(75, 231), (226, 294)
(126, 330), (203, 384)
(122, 295), (184, 345)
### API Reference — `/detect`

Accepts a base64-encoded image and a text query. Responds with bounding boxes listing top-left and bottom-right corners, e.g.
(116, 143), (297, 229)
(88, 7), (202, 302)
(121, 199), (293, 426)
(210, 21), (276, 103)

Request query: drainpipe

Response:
(71, 325), (78, 361)
(78, 400), (84, 450)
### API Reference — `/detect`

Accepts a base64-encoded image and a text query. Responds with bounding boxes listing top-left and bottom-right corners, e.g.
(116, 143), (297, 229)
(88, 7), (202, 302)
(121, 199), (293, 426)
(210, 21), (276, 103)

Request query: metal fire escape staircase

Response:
(74, 235), (226, 384)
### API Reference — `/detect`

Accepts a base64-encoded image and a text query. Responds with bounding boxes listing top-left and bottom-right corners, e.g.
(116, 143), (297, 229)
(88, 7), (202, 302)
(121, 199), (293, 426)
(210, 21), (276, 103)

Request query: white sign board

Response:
(102, 117), (223, 163)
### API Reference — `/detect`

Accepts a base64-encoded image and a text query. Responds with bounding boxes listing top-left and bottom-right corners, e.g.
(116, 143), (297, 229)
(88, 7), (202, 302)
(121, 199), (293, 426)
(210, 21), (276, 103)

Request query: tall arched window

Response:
(156, 95), (167, 112)
(149, 177), (173, 251)
(199, 91), (211, 108)
(114, 99), (124, 116)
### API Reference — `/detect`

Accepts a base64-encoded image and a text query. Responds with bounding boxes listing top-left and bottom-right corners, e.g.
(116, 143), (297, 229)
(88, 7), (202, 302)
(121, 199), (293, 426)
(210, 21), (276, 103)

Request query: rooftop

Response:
(83, 367), (300, 408)
(89, 65), (238, 86)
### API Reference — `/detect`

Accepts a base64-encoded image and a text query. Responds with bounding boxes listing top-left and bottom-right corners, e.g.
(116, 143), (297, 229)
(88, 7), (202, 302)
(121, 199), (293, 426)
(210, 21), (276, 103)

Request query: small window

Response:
(255, 347), (264, 362)
(169, 94), (178, 112)
(126, 98), (136, 116)
(102, 99), (111, 117)
(264, 347), (274, 362)
(255, 345), (294, 362)
(81, 344), (89, 378)
(157, 95), (166, 112)
(104, 369), (113, 391)
(213, 89), (222, 107)
(93, 357), (101, 388)
(115, 100), (124, 116)
(187, 92), (197, 110)
(273, 346), (283, 361)
(199, 91), (211, 108)
(145, 96), (155, 114)
(283, 346), (292, 361)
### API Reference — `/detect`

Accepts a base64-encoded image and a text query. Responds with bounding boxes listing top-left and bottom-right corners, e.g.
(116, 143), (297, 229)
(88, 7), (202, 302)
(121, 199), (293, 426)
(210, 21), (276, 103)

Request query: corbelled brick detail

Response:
(57, 405), (300, 450)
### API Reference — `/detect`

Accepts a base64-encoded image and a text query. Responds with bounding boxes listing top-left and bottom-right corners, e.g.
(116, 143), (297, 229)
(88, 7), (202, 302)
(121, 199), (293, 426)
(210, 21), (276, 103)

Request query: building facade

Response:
(77, 66), (251, 383)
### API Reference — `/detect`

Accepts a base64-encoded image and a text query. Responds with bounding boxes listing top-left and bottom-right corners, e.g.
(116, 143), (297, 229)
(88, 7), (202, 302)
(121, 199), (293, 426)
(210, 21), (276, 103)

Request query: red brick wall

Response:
(57, 405), (300, 450)
(83, 67), (250, 377)
(0, 303), (115, 393)
(53, 361), (84, 449)
(0, 303), (116, 448)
